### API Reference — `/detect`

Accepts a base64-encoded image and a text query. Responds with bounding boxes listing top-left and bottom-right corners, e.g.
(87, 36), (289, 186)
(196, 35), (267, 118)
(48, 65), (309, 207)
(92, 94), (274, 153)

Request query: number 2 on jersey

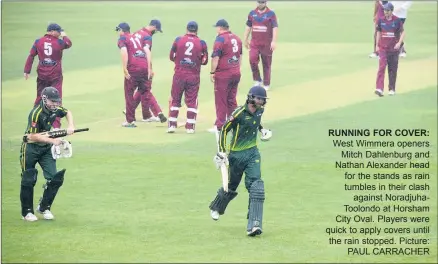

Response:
(185, 41), (194, 56)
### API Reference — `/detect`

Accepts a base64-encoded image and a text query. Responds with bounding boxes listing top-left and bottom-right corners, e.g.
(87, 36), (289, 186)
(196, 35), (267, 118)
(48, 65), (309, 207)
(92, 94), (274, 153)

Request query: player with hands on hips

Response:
(209, 85), (272, 237)
(20, 86), (75, 222)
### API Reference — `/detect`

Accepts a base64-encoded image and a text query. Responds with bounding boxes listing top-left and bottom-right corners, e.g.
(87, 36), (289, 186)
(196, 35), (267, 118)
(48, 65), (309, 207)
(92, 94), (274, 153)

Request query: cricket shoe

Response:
(374, 89), (384, 97)
(210, 210), (219, 221)
(369, 52), (378, 58)
(207, 126), (218, 133)
(158, 113), (167, 123)
(254, 81), (262, 87)
(247, 226), (262, 237)
(167, 126), (176, 133)
(263, 85), (270, 91)
(388, 90), (395, 96)
(22, 212), (38, 222)
(36, 205), (54, 220)
(399, 52), (407, 58)
(186, 129), (195, 134)
(142, 116), (160, 122)
(122, 121), (137, 128)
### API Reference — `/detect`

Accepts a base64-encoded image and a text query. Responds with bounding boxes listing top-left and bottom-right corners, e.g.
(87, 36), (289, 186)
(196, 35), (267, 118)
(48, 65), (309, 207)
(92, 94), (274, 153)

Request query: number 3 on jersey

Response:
(231, 39), (238, 53)
(185, 41), (194, 56)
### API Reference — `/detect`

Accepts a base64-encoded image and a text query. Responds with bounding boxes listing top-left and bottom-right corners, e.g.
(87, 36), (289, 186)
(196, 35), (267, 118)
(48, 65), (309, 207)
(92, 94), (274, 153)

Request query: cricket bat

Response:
(215, 130), (228, 192)
(24, 128), (89, 143)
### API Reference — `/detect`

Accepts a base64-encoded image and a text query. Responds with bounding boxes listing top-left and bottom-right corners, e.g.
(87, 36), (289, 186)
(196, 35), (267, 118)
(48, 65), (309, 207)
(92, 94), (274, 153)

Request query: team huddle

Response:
(21, 0), (277, 237)
(116, 1), (278, 134)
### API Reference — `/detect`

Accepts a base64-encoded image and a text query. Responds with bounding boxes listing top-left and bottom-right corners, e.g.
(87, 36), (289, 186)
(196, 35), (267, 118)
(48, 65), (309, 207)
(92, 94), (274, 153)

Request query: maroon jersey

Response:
(24, 34), (72, 80)
(211, 32), (243, 76)
(376, 15), (404, 52)
(169, 34), (208, 75)
(246, 7), (278, 45)
(133, 28), (153, 51)
(117, 33), (148, 75)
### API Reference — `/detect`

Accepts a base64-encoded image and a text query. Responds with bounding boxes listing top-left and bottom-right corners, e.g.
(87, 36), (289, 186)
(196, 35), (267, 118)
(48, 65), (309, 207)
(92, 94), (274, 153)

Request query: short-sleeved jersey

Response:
(25, 102), (68, 135)
(211, 32), (243, 76)
(246, 8), (278, 45)
(133, 28), (153, 51)
(169, 34), (208, 75)
(218, 104), (264, 152)
(376, 15), (404, 51)
(117, 33), (148, 75)
(24, 34), (72, 80)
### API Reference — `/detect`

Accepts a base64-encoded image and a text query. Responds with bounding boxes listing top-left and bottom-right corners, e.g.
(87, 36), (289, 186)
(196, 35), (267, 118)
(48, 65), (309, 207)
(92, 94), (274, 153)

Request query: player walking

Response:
(208, 85), (273, 237)
(167, 21), (208, 134)
(244, 0), (278, 91)
(129, 19), (167, 123)
(375, 2), (405, 96)
(24, 23), (72, 129)
(20, 87), (75, 221)
(209, 19), (243, 133)
(116, 22), (153, 127)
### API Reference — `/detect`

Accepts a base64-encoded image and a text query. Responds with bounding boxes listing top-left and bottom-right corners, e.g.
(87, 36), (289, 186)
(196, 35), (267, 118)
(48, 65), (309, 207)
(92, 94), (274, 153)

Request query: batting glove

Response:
(213, 152), (229, 169)
(260, 128), (272, 141)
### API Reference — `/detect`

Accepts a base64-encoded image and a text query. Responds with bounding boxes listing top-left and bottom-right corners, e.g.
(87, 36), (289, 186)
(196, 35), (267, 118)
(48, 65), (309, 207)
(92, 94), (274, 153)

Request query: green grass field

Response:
(1, 1), (437, 263)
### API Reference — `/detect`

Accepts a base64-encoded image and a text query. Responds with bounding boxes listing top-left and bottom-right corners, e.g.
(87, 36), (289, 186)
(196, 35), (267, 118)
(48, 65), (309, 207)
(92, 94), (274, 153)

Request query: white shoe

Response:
(36, 206), (54, 220)
(207, 126), (218, 133)
(22, 212), (38, 222)
(388, 90), (395, 96)
(369, 52), (378, 58)
(254, 81), (262, 86)
(167, 126), (176, 133)
(210, 210), (219, 221)
(142, 117), (160, 122)
(399, 52), (406, 58)
(186, 129), (195, 134)
(247, 226), (263, 237)
(375, 89), (384, 97)
(264, 85), (270, 91)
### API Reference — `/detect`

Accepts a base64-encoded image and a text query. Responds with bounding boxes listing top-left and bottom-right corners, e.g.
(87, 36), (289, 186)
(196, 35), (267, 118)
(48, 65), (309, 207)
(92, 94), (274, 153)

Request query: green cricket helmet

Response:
(41, 86), (61, 112)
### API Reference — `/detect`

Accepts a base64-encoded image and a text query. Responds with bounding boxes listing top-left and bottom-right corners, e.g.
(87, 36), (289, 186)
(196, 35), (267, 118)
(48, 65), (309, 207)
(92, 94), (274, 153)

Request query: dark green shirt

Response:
(219, 104), (264, 152)
(25, 102), (68, 134)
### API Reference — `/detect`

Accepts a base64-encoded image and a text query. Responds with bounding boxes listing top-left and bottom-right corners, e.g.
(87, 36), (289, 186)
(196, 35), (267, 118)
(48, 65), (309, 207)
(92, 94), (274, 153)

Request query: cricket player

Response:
(130, 19), (167, 123)
(392, 1), (412, 57)
(24, 23), (72, 128)
(167, 21), (209, 134)
(209, 19), (243, 133)
(244, 0), (278, 90)
(20, 86), (75, 221)
(209, 85), (273, 237)
(375, 2), (405, 97)
(116, 22), (154, 127)
(369, 1), (387, 58)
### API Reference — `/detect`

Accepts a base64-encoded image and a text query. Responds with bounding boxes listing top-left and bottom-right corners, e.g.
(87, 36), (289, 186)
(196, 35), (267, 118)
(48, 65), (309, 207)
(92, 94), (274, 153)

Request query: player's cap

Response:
(257, 0), (267, 3)
(383, 2), (394, 11)
(213, 19), (229, 28)
(47, 23), (62, 33)
(187, 21), (198, 32)
(149, 19), (163, 33)
(115, 22), (130, 32)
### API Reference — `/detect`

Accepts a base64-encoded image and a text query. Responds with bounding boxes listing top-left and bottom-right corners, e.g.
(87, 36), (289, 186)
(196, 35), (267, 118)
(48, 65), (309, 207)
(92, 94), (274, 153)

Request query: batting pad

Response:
(247, 179), (265, 231)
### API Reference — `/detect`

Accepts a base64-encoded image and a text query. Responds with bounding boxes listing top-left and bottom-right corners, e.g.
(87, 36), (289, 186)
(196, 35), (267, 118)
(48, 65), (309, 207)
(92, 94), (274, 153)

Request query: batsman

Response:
(20, 86), (75, 221)
(208, 85), (273, 237)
